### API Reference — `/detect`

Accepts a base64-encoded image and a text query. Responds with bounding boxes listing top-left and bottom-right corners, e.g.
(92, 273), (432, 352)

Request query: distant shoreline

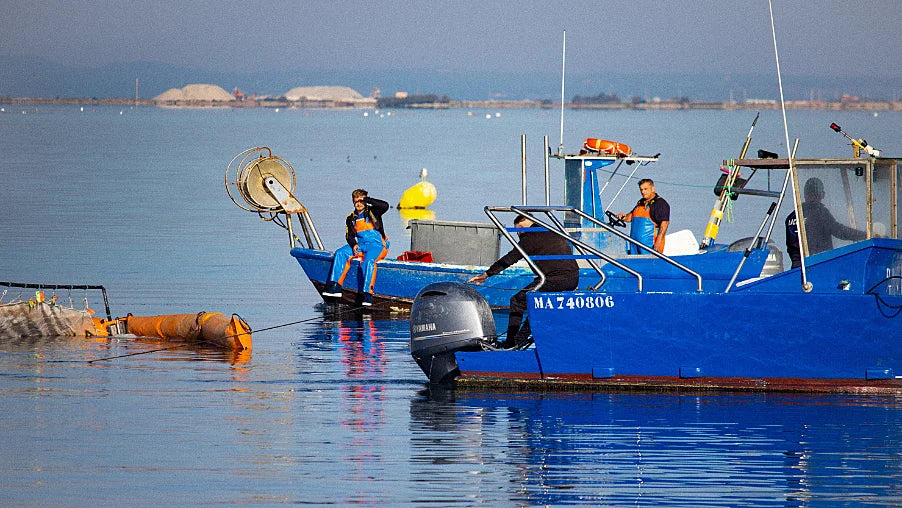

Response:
(2, 96), (901, 111)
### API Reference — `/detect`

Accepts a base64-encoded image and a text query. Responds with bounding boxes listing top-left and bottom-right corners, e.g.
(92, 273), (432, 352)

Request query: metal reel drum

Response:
(238, 156), (295, 211)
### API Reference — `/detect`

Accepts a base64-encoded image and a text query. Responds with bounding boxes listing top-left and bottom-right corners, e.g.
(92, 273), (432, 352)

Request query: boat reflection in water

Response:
(409, 389), (902, 505)
(321, 310), (391, 479)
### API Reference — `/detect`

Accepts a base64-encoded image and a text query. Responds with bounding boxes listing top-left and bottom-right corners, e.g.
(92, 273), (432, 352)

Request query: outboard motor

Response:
(409, 282), (496, 384)
(727, 237), (784, 277)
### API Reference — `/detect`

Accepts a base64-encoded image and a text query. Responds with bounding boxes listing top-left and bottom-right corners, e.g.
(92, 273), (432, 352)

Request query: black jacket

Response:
(785, 201), (866, 268)
(486, 230), (579, 281)
(345, 196), (389, 248)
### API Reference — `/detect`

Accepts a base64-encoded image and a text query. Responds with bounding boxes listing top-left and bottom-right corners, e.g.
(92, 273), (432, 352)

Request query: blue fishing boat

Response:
(226, 145), (755, 308)
(409, 153), (902, 393)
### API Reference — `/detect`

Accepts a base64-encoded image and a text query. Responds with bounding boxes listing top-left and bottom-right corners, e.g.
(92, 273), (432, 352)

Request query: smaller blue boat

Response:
(409, 154), (902, 394)
(228, 145), (716, 309)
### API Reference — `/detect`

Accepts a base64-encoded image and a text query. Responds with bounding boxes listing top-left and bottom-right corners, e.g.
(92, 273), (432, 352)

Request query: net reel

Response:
(226, 146), (298, 212)
(225, 147), (324, 250)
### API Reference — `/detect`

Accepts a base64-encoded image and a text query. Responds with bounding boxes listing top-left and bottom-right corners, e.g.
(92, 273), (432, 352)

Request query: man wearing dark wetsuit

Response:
(468, 215), (579, 349)
(785, 177), (866, 269)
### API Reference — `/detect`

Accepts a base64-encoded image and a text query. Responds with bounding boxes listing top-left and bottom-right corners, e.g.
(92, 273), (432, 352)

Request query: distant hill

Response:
(1, 55), (899, 102)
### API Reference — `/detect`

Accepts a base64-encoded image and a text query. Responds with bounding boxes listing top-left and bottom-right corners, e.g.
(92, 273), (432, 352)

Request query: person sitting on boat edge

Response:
(785, 177), (866, 269)
(617, 178), (670, 254)
(467, 215), (579, 349)
(322, 189), (390, 306)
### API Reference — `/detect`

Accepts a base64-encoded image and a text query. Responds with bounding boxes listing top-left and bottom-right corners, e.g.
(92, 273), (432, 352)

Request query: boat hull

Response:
(291, 247), (541, 309)
(456, 290), (901, 393)
(446, 240), (902, 393)
(290, 246), (768, 309)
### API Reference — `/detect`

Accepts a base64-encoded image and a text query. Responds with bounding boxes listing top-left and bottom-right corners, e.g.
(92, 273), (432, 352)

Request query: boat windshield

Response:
(792, 158), (898, 256)
(737, 157), (899, 257)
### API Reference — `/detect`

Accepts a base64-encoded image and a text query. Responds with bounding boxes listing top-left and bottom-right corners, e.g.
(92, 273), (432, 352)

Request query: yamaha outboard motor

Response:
(409, 282), (496, 384)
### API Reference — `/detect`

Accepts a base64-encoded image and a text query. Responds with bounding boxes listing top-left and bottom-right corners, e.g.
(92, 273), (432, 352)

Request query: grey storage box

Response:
(409, 220), (501, 266)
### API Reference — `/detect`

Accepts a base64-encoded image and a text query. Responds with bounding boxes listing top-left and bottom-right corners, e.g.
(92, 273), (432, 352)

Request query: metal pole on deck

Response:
(543, 135), (550, 205)
(558, 30), (566, 156)
(700, 112), (758, 249)
(521, 134), (527, 205)
(769, 0), (810, 292)
(725, 201), (777, 293)
(763, 138), (799, 244)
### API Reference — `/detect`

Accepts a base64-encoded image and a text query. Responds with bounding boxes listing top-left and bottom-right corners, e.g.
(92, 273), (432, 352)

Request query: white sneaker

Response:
(322, 283), (343, 298)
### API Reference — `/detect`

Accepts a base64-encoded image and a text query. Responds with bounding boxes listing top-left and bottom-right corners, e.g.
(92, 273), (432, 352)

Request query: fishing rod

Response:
(830, 122), (881, 157)
(699, 112), (759, 248)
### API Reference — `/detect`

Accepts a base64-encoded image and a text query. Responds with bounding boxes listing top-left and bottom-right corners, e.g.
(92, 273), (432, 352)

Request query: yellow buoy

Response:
(398, 168), (437, 209)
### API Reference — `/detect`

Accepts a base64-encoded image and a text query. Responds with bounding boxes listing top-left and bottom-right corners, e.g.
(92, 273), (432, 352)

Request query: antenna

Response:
(558, 30), (566, 156)
(768, 0), (810, 292)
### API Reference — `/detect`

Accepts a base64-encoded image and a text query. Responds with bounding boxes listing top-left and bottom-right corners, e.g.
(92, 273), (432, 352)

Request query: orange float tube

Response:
(583, 138), (631, 156)
(125, 312), (252, 350)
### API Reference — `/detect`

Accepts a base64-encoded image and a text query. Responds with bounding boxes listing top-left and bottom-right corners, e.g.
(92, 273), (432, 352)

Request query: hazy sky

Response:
(3, 0), (901, 78)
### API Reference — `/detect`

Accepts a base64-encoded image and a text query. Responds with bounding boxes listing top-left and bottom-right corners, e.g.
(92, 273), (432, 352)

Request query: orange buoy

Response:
(583, 138), (631, 156)
(125, 312), (252, 350)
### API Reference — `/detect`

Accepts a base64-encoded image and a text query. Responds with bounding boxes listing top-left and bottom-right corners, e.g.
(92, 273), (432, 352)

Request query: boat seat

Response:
(663, 229), (700, 256)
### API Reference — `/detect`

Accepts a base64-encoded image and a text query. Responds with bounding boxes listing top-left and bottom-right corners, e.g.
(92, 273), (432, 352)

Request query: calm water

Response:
(1, 105), (901, 506)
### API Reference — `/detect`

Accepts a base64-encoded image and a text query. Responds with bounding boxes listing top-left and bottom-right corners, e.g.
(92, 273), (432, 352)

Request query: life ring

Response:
(583, 138), (631, 156)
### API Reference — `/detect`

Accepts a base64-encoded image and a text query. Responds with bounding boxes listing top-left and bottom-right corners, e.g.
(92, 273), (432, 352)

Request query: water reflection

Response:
(410, 389), (902, 506)
(0, 333), (252, 365)
(320, 310), (391, 501)
(398, 208), (436, 230)
(130, 337), (253, 365)
(326, 313), (387, 429)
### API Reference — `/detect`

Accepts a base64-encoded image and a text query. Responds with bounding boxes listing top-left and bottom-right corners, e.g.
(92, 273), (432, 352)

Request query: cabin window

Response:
(795, 165), (868, 255)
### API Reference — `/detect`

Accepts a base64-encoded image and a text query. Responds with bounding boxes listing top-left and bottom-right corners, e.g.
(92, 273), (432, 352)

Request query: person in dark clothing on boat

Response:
(785, 177), (867, 269)
(617, 178), (670, 253)
(322, 189), (390, 306)
(468, 215), (579, 349)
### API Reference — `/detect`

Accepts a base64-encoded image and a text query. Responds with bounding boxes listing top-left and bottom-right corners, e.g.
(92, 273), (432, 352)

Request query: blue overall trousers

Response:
(329, 214), (389, 293)
(626, 202), (657, 255)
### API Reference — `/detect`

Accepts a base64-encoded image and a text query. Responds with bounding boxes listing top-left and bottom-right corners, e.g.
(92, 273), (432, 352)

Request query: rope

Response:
(724, 191), (735, 224)
(46, 276), (539, 363)
(866, 276), (902, 318)
(591, 165), (711, 190)
(56, 300), (389, 364)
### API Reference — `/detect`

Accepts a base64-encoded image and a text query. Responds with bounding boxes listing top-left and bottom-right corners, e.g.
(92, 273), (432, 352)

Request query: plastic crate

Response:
(409, 220), (501, 265)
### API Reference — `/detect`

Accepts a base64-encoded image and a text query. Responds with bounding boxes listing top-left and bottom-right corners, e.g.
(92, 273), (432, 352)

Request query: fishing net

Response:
(0, 301), (95, 338)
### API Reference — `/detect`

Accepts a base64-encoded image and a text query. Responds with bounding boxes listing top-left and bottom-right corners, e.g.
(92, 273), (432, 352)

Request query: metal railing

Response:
(484, 205), (703, 293)
(0, 281), (112, 321)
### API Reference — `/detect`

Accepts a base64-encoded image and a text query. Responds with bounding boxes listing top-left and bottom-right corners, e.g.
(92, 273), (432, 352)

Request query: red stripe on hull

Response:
(456, 372), (902, 394)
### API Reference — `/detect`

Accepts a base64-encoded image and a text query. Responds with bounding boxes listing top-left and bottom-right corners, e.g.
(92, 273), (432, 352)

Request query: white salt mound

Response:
(283, 86), (364, 101)
(154, 84), (234, 101)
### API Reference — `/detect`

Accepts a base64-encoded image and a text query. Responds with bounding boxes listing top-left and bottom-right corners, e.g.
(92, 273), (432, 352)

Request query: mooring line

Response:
(52, 300), (393, 364)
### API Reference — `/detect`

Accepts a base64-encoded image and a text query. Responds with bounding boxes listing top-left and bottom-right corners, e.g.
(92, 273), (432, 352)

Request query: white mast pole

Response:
(558, 30), (566, 156)
(768, 0), (810, 291)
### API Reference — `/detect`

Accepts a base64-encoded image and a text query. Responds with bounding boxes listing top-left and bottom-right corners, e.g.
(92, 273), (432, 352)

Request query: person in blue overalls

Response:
(322, 189), (390, 306)
(617, 178), (670, 254)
